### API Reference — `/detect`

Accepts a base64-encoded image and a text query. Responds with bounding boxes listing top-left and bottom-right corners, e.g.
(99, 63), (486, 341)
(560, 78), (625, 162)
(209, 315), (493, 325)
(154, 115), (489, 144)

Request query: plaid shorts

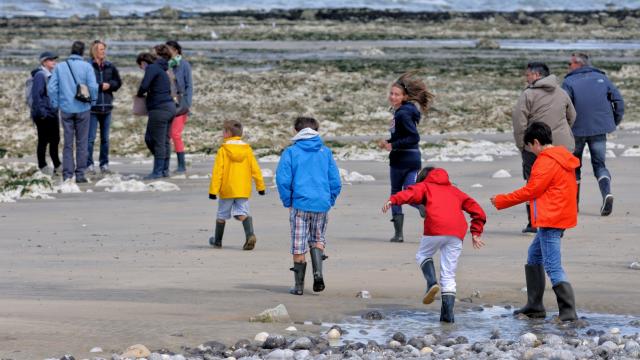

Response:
(289, 208), (328, 255)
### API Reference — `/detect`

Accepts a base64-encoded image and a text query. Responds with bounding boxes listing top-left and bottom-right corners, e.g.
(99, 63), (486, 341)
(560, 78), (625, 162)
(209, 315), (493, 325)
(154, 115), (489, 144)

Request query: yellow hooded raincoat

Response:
(209, 136), (266, 199)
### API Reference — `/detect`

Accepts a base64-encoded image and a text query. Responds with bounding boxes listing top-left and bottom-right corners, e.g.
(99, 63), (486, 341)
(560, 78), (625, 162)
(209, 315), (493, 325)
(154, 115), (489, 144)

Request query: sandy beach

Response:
(1, 128), (639, 358)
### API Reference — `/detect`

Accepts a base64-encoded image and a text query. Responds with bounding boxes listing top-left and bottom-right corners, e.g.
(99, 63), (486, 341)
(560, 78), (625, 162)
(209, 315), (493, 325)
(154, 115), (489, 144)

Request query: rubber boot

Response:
(513, 264), (547, 318)
(440, 293), (455, 323)
(420, 258), (440, 304)
(176, 152), (186, 173)
(162, 156), (170, 178)
(209, 221), (225, 248)
(144, 157), (165, 180)
(310, 247), (328, 292)
(553, 281), (578, 321)
(242, 216), (257, 250)
(522, 203), (537, 233)
(390, 214), (404, 243)
(598, 177), (613, 216)
(289, 262), (306, 296)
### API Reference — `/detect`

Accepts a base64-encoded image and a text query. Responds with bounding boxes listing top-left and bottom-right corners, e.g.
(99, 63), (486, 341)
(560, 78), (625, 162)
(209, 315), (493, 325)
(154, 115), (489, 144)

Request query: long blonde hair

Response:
(89, 40), (107, 60)
(393, 71), (435, 114)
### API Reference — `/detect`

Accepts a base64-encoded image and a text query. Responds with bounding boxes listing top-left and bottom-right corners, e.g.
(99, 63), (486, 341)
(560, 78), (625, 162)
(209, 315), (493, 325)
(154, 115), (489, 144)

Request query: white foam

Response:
(105, 179), (148, 192)
(147, 181), (181, 192)
(95, 174), (123, 187)
(492, 169), (512, 178)
(339, 168), (375, 182)
(261, 168), (274, 178)
(259, 155), (281, 163)
(471, 183), (484, 188)
(622, 148), (640, 157)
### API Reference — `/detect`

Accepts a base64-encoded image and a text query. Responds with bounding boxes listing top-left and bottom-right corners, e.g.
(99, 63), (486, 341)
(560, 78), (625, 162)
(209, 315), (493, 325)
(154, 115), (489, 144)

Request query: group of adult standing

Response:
(29, 40), (193, 182)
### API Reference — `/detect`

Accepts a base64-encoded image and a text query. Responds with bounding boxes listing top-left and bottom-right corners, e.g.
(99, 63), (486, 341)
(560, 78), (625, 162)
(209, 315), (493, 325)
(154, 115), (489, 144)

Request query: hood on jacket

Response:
(221, 137), (251, 162)
(539, 146), (580, 171)
(397, 102), (421, 124)
(31, 66), (51, 78)
(292, 128), (323, 152)
(155, 58), (170, 71)
(565, 66), (606, 79)
(530, 74), (559, 92)
(424, 168), (451, 185)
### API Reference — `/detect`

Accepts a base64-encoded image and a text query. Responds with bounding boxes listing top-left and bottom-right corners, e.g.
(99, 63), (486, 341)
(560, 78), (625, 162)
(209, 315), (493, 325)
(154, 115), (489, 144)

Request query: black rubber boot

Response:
(553, 281), (578, 321)
(390, 214), (404, 243)
(310, 247), (328, 292)
(522, 203), (537, 233)
(598, 177), (613, 216)
(513, 264), (547, 318)
(209, 221), (225, 248)
(440, 293), (455, 323)
(420, 258), (440, 304)
(289, 262), (306, 296)
(242, 216), (257, 250)
(176, 152), (186, 173)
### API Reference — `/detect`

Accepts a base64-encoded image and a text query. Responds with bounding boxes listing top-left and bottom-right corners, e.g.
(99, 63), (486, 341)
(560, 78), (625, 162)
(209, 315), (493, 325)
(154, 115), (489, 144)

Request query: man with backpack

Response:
(48, 41), (98, 183)
(28, 51), (61, 175)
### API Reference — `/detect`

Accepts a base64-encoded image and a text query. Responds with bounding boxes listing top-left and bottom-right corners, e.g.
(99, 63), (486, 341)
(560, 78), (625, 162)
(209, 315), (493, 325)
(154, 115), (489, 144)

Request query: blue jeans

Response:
(573, 134), (611, 183)
(390, 166), (419, 215)
(527, 228), (568, 286)
(87, 112), (111, 168)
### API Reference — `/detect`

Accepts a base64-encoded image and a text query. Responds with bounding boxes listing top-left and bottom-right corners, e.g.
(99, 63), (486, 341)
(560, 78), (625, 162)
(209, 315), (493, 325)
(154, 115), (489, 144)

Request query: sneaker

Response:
(100, 165), (112, 174)
(39, 166), (52, 176)
(86, 165), (96, 175)
(76, 177), (89, 184)
(52, 165), (61, 176)
(600, 194), (614, 216)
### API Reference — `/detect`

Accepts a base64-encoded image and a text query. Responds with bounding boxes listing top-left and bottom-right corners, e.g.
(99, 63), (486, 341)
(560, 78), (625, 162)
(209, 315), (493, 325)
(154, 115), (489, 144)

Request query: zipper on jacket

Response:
(99, 69), (104, 112)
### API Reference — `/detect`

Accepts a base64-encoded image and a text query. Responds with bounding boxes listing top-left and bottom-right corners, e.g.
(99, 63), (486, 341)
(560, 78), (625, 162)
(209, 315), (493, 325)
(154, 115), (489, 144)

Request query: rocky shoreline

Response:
(47, 313), (640, 360)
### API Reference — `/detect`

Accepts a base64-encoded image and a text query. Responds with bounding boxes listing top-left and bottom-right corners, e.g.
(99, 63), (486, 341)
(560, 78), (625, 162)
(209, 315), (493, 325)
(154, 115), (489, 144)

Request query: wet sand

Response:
(1, 130), (639, 359)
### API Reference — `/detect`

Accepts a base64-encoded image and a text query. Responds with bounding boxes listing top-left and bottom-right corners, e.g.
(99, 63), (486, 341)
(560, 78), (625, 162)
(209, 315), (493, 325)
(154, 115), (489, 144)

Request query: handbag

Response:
(167, 69), (189, 116)
(66, 60), (91, 103)
(132, 95), (148, 116)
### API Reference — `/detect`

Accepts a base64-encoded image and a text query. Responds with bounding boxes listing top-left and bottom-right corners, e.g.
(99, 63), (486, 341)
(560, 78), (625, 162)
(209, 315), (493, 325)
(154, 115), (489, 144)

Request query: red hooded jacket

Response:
(494, 146), (579, 229)
(389, 168), (486, 240)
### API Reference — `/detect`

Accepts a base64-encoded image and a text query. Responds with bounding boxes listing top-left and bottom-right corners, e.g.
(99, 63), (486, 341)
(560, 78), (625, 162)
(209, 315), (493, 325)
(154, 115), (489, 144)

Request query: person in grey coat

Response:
(562, 52), (624, 216)
(512, 62), (576, 233)
(166, 40), (193, 174)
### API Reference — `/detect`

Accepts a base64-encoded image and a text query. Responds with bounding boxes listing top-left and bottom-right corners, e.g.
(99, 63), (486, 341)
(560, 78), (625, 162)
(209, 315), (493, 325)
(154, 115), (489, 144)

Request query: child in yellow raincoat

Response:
(208, 120), (266, 250)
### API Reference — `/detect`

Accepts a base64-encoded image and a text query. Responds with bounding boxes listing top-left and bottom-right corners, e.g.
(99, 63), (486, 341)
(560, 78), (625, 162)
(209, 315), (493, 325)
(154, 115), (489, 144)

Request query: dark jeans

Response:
(573, 134), (611, 183)
(390, 166), (420, 215)
(34, 116), (61, 169)
(61, 111), (90, 180)
(521, 150), (537, 181)
(145, 108), (174, 161)
(87, 112), (112, 168)
(527, 228), (568, 286)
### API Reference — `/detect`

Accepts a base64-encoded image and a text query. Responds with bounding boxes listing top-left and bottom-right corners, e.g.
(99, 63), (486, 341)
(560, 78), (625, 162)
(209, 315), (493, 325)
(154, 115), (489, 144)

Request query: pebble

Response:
(388, 340), (401, 349)
(355, 290), (371, 299)
(255, 332), (269, 343)
(263, 335), (287, 349)
(286, 326), (297, 332)
(327, 329), (341, 340)
(294, 349), (310, 360)
(420, 346), (434, 354)
(543, 334), (564, 346)
(629, 261), (640, 270)
(423, 334), (438, 346)
(519, 333), (538, 346)
(610, 327), (620, 334)
(265, 349), (295, 360)
(90, 347), (103, 353)
(291, 337), (312, 350)
(361, 310), (384, 320)
(391, 332), (406, 344)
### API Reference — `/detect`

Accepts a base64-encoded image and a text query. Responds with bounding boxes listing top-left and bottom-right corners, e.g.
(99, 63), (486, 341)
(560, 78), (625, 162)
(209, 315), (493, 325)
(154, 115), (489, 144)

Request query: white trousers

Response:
(415, 235), (463, 293)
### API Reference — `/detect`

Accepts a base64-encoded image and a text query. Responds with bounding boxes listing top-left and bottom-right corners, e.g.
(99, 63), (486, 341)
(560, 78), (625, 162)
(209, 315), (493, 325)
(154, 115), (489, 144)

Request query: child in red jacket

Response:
(382, 167), (486, 323)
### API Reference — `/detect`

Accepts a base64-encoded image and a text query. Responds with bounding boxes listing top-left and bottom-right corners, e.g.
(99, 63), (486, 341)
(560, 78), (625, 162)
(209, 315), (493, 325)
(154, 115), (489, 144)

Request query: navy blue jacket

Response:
(91, 59), (122, 113)
(30, 68), (57, 120)
(387, 102), (422, 169)
(137, 59), (174, 111)
(561, 66), (624, 136)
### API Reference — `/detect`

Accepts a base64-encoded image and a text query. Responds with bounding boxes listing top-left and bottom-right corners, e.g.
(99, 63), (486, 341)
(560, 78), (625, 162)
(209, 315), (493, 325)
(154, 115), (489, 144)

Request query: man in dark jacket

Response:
(562, 52), (624, 216)
(30, 51), (61, 175)
(87, 40), (122, 174)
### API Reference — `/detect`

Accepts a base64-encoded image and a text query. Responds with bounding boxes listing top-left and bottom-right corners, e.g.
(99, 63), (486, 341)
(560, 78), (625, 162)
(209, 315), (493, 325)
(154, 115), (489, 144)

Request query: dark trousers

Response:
(145, 108), (174, 160)
(34, 116), (61, 169)
(390, 166), (420, 215)
(521, 150), (537, 226)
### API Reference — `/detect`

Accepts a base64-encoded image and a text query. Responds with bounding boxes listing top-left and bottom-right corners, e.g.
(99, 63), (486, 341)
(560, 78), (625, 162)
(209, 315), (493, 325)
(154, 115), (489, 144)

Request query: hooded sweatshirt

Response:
(209, 136), (266, 199)
(562, 66), (625, 136)
(276, 128), (342, 212)
(494, 146), (579, 229)
(389, 168), (486, 240)
(30, 66), (57, 120)
(512, 74), (576, 152)
(387, 102), (422, 170)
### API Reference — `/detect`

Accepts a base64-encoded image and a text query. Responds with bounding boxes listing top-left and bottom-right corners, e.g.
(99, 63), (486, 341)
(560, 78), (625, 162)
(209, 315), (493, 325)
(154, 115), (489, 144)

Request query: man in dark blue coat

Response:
(30, 51), (61, 174)
(562, 52), (624, 216)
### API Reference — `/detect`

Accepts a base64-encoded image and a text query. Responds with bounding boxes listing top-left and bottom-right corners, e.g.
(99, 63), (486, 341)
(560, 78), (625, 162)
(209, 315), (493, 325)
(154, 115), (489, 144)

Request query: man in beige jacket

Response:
(512, 62), (576, 233)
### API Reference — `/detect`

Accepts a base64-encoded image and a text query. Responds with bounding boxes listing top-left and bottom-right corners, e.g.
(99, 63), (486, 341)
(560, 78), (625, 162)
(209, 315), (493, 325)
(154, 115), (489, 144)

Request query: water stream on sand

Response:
(326, 307), (640, 344)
